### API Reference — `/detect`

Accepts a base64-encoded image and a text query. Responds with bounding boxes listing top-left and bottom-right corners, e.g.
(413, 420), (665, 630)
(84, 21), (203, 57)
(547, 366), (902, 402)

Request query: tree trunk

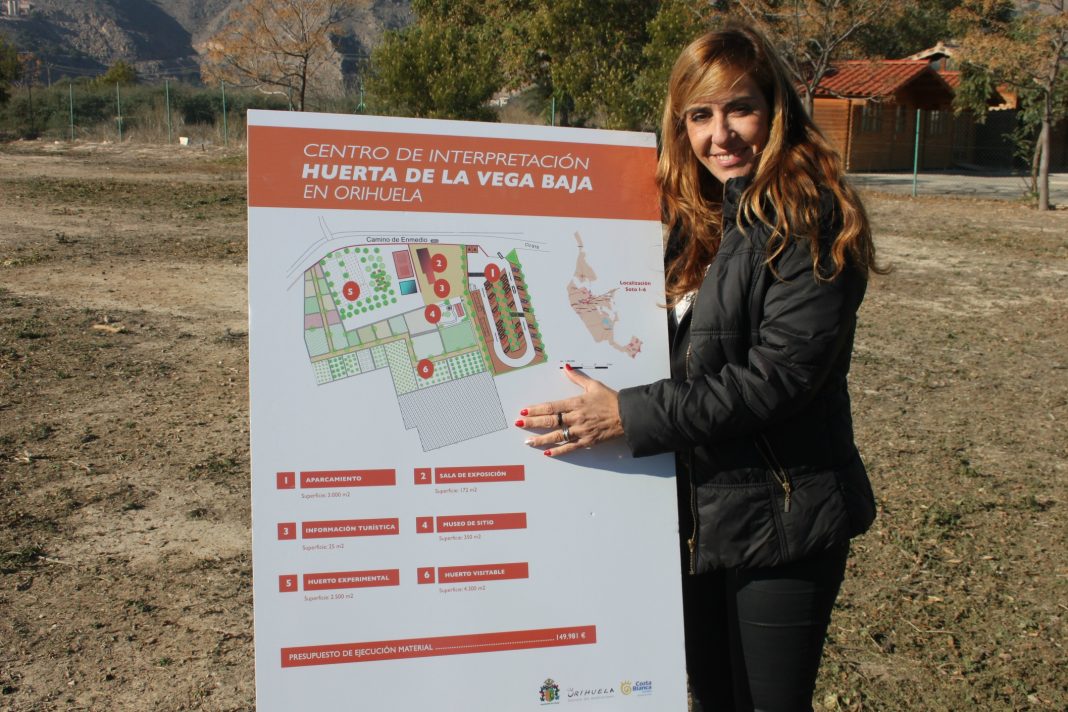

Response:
(558, 94), (573, 127)
(299, 64), (308, 112)
(1030, 132), (1041, 199)
(1037, 116), (1050, 211)
(1036, 33), (1063, 210)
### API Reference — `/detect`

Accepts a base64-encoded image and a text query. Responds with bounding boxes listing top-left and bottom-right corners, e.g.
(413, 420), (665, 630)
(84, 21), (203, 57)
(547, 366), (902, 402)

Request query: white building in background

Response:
(0, 0), (32, 18)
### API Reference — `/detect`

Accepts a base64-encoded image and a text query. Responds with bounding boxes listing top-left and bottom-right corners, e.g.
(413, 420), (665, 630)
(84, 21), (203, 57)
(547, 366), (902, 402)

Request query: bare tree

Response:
(954, 0), (1067, 210)
(200, 0), (358, 111)
(734, 0), (897, 114)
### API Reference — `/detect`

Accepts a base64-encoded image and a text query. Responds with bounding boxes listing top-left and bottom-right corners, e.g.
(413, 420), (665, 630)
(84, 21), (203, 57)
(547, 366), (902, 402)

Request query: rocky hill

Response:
(0, 0), (411, 82)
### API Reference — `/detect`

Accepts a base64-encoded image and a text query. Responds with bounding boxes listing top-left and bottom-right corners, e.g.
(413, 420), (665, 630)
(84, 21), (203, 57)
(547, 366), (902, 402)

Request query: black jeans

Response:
(684, 542), (849, 712)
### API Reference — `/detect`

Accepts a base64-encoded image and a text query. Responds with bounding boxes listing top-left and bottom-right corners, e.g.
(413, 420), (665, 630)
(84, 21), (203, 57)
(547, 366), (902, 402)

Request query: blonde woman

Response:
(518, 27), (880, 711)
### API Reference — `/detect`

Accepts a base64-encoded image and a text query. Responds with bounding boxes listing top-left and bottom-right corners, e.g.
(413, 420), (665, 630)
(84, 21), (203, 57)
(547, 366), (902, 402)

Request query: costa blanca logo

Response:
(632, 680), (653, 695)
(620, 681), (633, 695)
(540, 678), (561, 704)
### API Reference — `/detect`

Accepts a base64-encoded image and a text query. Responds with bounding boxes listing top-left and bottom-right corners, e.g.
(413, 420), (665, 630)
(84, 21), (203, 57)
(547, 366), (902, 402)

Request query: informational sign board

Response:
(247, 110), (686, 710)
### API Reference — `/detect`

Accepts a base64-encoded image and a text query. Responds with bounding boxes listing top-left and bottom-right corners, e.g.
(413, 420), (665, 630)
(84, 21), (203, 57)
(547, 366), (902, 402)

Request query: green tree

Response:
(515, 0), (661, 129)
(367, 0), (503, 120)
(367, 0), (718, 129)
(631, 0), (725, 130)
(952, 0), (1068, 210)
(853, 0), (962, 59)
(94, 59), (138, 87)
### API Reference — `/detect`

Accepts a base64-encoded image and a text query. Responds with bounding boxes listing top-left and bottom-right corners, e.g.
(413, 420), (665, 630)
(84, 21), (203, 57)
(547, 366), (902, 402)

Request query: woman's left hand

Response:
(516, 365), (624, 456)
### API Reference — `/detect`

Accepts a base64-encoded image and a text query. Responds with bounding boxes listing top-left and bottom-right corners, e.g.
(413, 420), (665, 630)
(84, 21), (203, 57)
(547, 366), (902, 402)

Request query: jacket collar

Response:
(721, 175), (753, 222)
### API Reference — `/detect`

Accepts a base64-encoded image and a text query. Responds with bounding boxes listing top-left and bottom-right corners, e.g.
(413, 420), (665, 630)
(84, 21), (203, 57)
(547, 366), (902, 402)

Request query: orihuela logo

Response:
(566, 685), (616, 702)
(540, 678), (561, 704)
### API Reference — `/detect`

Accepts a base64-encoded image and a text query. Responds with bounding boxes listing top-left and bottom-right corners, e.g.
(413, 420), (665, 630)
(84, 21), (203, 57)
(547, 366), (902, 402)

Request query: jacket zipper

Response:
(684, 316), (698, 574)
(687, 451), (698, 574)
(757, 433), (792, 513)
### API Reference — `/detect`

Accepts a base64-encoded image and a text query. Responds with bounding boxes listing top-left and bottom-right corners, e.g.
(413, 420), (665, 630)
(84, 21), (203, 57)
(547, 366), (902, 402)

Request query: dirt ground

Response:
(0, 141), (1064, 711)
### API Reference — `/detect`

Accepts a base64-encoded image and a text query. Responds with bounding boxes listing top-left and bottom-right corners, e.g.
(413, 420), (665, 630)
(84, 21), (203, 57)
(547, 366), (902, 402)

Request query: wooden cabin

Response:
(907, 43), (1017, 168)
(811, 60), (958, 171)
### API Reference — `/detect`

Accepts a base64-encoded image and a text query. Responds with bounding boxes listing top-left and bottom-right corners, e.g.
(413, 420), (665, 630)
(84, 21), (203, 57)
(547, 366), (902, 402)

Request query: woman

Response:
(517, 26), (880, 711)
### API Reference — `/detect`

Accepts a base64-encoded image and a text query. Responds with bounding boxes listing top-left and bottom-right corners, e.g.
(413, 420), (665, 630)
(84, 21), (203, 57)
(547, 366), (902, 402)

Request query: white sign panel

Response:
(247, 110), (686, 710)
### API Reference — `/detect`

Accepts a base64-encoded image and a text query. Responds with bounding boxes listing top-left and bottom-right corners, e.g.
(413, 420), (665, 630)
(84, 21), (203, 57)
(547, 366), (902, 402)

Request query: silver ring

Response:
(556, 412), (564, 428)
(560, 426), (572, 444)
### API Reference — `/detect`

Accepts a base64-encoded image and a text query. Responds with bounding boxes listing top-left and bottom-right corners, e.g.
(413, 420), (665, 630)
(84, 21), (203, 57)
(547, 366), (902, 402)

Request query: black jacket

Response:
(618, 176), (875, 572)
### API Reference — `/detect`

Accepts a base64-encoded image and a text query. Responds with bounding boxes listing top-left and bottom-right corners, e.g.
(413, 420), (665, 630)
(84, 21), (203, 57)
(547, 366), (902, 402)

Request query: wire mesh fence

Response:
(6, 82), (1065, 196)
(0, 80), (368, 146)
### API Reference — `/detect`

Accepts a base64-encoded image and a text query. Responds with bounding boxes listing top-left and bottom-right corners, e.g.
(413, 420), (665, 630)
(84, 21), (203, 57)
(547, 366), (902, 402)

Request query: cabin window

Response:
(928, 110), (946, 135)
(861, 102), (882, 132)
(895, 105), (908, 134)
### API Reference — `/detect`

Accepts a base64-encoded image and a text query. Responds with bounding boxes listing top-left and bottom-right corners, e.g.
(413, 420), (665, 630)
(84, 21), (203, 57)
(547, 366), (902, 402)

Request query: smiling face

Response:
(684, 73), (770, 185)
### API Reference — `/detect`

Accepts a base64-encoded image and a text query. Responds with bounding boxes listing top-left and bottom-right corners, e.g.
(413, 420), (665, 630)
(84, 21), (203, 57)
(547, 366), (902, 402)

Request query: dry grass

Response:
(0, 141), (1065, 711)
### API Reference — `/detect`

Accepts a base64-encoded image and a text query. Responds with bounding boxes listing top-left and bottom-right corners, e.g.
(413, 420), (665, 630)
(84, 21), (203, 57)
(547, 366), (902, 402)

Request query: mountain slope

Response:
(0, 0), (411, 81)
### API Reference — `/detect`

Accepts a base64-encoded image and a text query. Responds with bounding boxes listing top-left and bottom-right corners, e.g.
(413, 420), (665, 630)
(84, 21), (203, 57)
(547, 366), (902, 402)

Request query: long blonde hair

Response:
(658, 26), (879, 304)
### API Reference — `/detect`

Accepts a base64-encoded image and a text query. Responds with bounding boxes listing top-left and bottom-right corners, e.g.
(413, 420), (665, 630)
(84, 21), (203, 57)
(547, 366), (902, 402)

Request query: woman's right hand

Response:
(515, 365), (624, 457)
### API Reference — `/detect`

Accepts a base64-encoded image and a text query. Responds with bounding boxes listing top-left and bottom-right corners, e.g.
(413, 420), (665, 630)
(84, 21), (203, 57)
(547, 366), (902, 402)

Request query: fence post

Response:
(68, 83), (74, 142)
(165, 78), (173, 144)
(911, 108), (921, 197)
(550, 95), (555, 126)
(26, 81), (33, 135)
(221, 80), (228, 147)
(116, 82), (123, 142)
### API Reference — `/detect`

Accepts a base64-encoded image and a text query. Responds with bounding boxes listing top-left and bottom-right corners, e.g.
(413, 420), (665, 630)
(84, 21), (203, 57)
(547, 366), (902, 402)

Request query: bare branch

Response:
(200, 0), (353, 110)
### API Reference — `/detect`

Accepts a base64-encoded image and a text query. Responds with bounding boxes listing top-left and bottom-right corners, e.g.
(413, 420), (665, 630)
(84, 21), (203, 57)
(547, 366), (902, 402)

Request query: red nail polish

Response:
(520, 408), (529, 416)
(564, 363), (572, 371)
(544, 450), (552, 457)
(515, 419), (524, 427)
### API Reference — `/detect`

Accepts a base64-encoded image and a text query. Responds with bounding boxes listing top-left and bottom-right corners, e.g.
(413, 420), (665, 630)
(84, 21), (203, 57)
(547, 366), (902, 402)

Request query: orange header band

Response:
(248, 125), (660, 221)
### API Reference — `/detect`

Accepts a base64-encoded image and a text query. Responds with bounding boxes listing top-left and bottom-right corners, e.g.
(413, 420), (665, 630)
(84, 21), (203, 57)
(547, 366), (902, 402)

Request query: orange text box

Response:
(435, 465), (524, 484)
(303, 569), (400, 591)
(248, 125), (658, 221)
(280, 625), (596, 667)
(437, 562), (528, 583)
(300, 469), (396, 488)
(436, 513), (527, 533)
(302, 518), (399, 539)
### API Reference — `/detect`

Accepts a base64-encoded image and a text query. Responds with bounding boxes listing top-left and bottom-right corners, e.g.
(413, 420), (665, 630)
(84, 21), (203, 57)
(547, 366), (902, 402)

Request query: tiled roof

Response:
(815, 60), (944, 98)
(938, 70), (961, 89)
(944, 68), (1016, 109)
(939, 68), (1017, 109)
